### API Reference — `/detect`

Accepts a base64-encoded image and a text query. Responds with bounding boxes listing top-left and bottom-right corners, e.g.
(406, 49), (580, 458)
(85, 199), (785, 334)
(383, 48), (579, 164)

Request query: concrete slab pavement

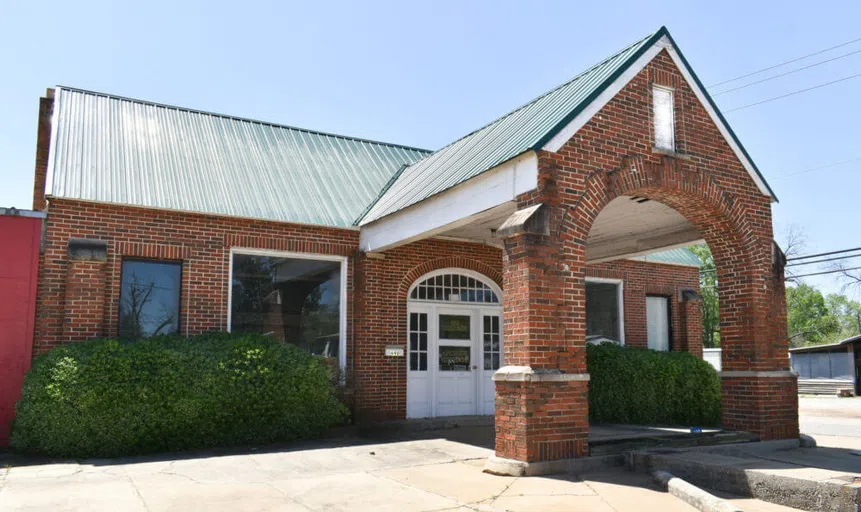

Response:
(0, 437), (705, 512)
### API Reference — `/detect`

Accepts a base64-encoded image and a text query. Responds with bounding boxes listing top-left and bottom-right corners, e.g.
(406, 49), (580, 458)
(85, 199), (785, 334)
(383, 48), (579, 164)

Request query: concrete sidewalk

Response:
(0, 438), (703, 512)
(631, 440), (861, 511)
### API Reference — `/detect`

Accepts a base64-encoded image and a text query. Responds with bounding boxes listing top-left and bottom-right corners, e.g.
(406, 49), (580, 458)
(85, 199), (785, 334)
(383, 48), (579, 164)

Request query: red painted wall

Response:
(0, 213), (42, 445)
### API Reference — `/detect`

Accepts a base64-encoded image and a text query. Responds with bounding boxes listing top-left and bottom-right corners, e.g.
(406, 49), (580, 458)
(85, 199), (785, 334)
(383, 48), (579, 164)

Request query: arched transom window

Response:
(409, 271), (500, 304)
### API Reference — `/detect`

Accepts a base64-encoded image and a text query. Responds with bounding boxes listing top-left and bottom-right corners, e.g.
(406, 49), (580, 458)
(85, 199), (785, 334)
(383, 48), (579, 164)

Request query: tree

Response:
(829, 259), (861, 295)
(688, 244), (720, 347)
(824, 293), (861, 343)
(786, 283), (839, 347)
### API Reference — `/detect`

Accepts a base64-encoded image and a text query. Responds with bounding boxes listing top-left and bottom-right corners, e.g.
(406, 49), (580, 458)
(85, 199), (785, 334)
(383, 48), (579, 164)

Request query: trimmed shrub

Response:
(587, 343), (721, 427)
(11, 332), (348, 458)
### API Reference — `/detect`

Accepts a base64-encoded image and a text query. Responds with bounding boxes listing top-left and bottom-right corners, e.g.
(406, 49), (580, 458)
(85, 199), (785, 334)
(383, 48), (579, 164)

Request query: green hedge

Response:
(587, 343), (721, 426)
(11, 333), (348, 458)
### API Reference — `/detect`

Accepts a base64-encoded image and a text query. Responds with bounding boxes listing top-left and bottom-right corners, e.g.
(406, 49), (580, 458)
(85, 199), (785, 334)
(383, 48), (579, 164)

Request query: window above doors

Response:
(408, 270), (500, 304)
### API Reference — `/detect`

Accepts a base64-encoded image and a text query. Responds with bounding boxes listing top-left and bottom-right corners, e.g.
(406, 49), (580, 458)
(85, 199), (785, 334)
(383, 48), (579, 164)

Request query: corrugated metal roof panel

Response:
(358, 31), (660, 225)
(47, 87), (430, 228)
(629, 248), (702, 267)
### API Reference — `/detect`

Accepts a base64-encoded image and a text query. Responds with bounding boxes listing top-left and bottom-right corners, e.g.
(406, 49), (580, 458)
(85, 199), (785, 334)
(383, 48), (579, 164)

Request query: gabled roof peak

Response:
(359, 26), (776, 225)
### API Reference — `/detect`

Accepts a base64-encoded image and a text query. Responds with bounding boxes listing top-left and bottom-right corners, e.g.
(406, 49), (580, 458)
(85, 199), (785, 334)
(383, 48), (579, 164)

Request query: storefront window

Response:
(230, 252), (343, 359)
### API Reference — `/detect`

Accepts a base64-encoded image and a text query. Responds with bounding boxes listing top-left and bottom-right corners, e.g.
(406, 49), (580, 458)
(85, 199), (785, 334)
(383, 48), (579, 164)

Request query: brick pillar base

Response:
(721, 373), (799, 440)
(494, 377), (589, 462)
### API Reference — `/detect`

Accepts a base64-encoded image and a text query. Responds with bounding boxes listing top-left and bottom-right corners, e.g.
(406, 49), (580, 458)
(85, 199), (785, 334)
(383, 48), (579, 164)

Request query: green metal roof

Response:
(47, 87), (430, 228)
(629, 248), (702, 267)
(48, 27), (776, 231)
(359, 26), (776, 225)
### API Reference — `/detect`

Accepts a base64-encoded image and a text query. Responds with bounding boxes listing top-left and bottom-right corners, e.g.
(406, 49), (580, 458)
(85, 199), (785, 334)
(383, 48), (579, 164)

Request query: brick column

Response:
(485, 206), (590, 476)
(63, 239), (108, 340)
(720, 241), (798, 440)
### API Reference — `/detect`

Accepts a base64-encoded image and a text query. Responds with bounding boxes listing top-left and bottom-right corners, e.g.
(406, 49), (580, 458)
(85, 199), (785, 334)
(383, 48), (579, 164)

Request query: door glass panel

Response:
(409, 312), (428, 371)
(439, 346), (471, 371)
(439, 315), (470, 339)
(483, 315), (501, 370)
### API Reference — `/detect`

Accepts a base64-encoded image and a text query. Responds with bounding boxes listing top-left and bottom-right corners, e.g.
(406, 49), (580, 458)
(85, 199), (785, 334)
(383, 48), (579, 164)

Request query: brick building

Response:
(29, 26), (796, 474)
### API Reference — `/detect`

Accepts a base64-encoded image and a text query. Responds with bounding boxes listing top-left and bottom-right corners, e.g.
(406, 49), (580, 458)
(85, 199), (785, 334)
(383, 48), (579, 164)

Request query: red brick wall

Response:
(63, 259), (107, 340)
(34, 198), (358, 354)
(34, 196), (701, 422)
(587, 259), (701, 355)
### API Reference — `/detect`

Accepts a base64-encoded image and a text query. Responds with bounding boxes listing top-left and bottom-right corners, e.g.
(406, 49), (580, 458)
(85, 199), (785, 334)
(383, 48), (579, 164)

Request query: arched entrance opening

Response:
(406, 268), (503, 418)
(567, 159), (794, 437)
(491, 156), (795, 471)
(585, 195), (715, 356)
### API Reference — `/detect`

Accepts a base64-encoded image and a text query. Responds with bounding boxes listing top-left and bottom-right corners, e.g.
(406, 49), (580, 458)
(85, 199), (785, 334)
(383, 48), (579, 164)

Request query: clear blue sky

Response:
(2, 1), (859, 296)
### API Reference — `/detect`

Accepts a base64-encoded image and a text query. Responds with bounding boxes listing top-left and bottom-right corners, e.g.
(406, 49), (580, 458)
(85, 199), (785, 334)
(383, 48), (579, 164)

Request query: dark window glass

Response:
(586, 282), (620, 342)
(230, 254), (341, 359)
(119, 260), (181, 339)
(439, 315), (471, 339)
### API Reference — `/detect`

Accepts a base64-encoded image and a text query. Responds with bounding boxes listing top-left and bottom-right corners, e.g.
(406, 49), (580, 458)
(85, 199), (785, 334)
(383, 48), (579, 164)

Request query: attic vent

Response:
(630, 196), (651, 204)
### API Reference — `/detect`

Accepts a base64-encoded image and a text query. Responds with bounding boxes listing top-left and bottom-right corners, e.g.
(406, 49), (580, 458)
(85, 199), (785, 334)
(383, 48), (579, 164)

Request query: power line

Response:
(788, 265), (861, 279)
(787, 247), (861, 261)
(786, 253), (861, 267)
(712, 48), (861, 96)
(771, 156), (861, 179)
(708, 36), (861, 88)
(724, 71), (861, 113)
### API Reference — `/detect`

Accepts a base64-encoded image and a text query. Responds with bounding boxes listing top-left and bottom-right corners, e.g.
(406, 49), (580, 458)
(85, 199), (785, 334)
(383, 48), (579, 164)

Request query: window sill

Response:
(652, 146), (691, 160)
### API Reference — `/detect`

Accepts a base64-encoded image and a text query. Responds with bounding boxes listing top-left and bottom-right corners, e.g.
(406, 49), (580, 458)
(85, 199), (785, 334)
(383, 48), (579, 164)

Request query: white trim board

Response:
(226, 247), (349, 369)
(359, 151), (538, 253)
(540, 35), (774, 201)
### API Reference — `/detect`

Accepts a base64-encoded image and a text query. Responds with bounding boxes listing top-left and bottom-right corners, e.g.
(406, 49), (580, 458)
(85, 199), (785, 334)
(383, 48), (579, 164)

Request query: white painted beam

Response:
(359, 152), (538, 252)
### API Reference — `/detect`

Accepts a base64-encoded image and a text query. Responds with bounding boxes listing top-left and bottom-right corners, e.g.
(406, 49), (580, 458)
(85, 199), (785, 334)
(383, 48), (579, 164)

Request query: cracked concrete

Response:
(0, 437), (704, 512)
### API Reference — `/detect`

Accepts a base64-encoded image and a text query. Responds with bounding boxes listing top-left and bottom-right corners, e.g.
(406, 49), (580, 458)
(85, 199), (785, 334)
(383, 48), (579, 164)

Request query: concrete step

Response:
(590, 430), (759, 456)
(626, 441), (861, 511)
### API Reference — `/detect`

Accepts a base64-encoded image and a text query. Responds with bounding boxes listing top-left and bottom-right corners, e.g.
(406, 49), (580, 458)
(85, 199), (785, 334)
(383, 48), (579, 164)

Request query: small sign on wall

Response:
(384, 345), (405, 357)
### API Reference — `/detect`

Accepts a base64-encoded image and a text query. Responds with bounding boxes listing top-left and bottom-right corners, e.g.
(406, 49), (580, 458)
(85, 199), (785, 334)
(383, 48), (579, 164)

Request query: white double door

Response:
(406, 304), (502, 418)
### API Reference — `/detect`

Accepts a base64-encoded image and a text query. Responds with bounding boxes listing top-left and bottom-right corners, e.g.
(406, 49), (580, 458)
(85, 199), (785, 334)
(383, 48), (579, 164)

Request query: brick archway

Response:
(491, 153), (797, 471)
(564, 156), (794, 436)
